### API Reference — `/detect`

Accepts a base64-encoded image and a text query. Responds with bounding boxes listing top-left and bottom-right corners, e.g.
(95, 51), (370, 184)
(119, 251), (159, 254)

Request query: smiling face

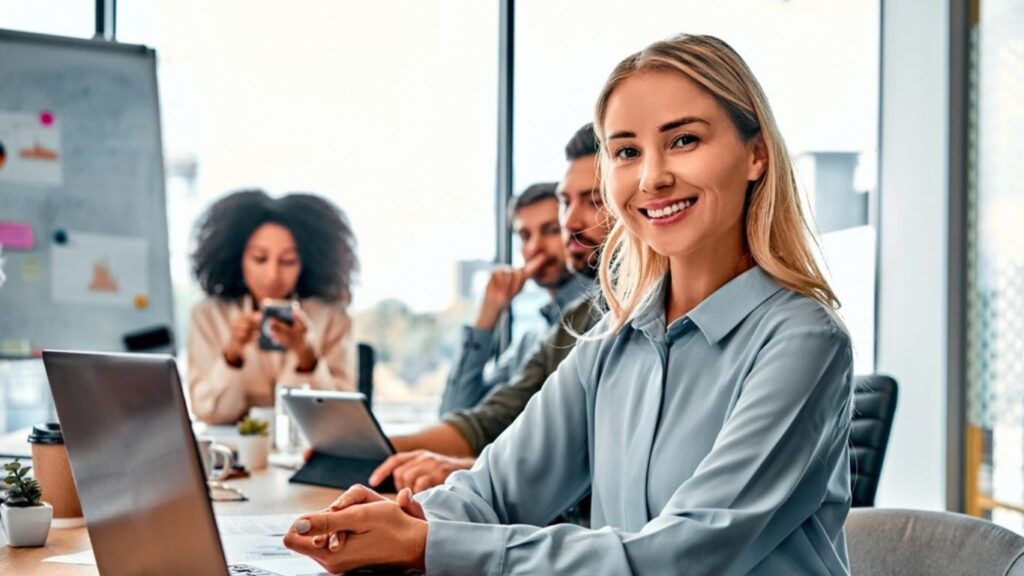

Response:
(601, 70), (766, 266)
(242, 223), (302, 303)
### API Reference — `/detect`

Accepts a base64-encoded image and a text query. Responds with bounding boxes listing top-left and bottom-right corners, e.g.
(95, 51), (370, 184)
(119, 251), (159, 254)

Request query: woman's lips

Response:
(639, 196), (698, 226)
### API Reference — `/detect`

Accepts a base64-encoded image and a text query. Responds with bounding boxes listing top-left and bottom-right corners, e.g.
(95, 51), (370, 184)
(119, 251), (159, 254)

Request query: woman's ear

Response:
(747, 135), (768, 182)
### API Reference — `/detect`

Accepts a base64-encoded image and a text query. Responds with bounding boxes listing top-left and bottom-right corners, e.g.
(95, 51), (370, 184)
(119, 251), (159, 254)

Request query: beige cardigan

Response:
(187, 295), (355, 424)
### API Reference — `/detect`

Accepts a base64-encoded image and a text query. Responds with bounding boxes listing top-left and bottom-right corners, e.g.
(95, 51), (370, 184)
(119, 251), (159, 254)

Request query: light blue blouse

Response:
(418, 266), (854, 575)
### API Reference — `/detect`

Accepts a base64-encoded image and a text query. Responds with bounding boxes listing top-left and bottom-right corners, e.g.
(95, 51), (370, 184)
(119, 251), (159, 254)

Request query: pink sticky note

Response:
(0, 221), (35, 250)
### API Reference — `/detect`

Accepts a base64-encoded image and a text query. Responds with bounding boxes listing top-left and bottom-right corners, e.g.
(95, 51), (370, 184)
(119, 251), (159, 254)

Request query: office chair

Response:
(850, 374), (898, 508)
(357, 342), (376, 409)
(847, 508), (1024, 575)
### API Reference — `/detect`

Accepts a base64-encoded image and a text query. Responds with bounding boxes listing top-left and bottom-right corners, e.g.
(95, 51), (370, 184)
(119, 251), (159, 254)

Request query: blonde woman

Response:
(285, 34), (853, 575)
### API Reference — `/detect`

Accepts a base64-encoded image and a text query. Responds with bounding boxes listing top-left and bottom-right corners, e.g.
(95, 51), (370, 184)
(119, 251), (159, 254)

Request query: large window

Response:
(965, 0), (1024, 532)
(0, 0), (94, 39)
(513, 0), (880, 373)
(0, 1), (881, 433)
(117, 0), (498, 419)
(0, 3), (102, 434)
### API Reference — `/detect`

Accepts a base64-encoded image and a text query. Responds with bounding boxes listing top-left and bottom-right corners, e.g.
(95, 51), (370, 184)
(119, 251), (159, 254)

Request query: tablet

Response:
(282, 389), (395, 460)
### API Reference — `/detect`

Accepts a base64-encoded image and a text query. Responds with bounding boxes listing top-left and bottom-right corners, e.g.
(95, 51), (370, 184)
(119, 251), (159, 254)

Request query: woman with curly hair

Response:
(187, 190), (358, 424)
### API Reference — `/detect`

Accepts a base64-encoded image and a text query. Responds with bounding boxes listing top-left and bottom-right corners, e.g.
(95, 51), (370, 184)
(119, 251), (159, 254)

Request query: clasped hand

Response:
(284, 485), (428, 574)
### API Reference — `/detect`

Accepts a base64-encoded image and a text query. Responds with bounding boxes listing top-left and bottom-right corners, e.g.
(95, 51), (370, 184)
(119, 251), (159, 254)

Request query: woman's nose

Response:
(639, 152), (673, 194)
(264, 261), (282, 283)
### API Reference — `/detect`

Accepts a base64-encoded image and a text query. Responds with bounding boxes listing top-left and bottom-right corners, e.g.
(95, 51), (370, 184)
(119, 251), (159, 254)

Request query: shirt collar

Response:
(540, 273), (595, 325)
(630, 266), (782, 345)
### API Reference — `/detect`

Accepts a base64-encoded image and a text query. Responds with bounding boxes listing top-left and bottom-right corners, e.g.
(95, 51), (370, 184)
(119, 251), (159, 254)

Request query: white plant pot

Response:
(1, 502), (53, 547)
(233, 435), (269, 471)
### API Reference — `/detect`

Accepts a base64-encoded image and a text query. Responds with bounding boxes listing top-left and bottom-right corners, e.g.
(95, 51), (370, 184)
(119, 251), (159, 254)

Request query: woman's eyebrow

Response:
(659, 116), (709, 132)
(607, 116), (710, 140)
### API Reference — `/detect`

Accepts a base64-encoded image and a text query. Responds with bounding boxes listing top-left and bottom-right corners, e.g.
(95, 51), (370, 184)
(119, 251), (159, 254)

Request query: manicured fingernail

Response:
(328, 532), (339, 551)
(293, 519), (311, 534)
(312, 535), (325, 546)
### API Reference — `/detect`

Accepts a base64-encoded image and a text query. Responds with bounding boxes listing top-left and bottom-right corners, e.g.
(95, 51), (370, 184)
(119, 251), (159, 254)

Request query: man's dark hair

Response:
(191, 190), (358, 302)
(565, 123), (599, 160)
(507, 182), (558, 226)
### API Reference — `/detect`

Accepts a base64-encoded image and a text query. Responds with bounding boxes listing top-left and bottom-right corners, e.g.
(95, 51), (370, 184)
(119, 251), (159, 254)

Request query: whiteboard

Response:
(0, 29), (173, 353)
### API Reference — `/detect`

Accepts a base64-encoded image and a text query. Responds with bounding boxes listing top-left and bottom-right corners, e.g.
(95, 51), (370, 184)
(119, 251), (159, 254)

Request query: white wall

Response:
(875, 0), (950, 510)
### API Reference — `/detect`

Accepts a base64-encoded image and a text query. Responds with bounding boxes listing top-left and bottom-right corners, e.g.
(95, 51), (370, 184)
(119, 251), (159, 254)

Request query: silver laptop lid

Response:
(42, 350), (229, 576)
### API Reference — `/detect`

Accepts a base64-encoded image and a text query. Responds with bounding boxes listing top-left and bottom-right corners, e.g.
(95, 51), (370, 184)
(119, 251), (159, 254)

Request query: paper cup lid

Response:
(27, 423), (64, 445)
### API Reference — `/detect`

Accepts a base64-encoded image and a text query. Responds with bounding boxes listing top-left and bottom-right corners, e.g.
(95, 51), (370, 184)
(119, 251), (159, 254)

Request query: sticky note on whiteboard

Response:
(0, 221), (35, 250)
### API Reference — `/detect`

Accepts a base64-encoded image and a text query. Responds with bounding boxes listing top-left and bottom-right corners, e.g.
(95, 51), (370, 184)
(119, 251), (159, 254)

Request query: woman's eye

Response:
(615, 146), (639, 160)
(251, 256), (268, 264)
(672, 134), (700, 148)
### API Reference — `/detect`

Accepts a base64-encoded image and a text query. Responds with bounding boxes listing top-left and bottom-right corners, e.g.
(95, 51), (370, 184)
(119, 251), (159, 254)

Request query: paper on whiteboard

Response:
(51, 231), (149, 307)
(0, 110), (63, 187)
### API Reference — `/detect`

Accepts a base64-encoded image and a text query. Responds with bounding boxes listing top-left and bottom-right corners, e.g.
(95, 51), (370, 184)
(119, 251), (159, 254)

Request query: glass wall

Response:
(512, 0), (881, 373)
(0, 0), (94, 39)
(0, 2), (96, 433)
(965, 0), (1024, 531)
(0, 1), (883, 431)
(118, 0), (498, 420)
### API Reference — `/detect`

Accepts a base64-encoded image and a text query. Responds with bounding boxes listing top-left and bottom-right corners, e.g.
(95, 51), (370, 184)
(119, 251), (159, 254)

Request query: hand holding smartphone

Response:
(259, 299), (296, 351)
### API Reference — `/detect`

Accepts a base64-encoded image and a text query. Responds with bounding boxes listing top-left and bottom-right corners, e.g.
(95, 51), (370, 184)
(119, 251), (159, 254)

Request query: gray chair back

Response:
(847, 508), (1024, 575)
(851, 374), (898, 507)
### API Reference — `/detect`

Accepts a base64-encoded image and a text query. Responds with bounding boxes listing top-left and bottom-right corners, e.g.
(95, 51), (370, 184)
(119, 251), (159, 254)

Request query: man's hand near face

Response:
(474, 254), (548, 330)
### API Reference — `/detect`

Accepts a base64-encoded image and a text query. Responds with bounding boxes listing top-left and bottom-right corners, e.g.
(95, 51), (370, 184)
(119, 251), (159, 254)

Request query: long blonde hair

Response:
(593, 34), (839, 333)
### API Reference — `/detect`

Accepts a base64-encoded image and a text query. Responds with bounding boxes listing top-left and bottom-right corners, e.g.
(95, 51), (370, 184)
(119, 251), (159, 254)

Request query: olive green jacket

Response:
(442, 295), (602, 455)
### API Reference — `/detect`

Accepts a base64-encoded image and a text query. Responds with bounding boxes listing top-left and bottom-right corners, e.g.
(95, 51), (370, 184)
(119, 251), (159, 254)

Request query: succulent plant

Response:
(2, 459), (43, 508)
(237, 416), (269, 437)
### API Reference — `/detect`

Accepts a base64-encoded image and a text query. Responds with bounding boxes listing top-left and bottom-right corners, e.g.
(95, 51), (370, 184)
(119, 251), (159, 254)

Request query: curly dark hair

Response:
(191, 190), (358, 302)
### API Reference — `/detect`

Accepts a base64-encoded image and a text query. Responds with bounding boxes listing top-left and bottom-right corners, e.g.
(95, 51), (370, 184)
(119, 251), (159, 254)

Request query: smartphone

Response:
(259, 299), (295, 351)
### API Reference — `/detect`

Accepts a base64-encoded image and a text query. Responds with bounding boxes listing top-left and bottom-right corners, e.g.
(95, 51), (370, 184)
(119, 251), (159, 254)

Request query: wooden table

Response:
(0, 466), (342, 575)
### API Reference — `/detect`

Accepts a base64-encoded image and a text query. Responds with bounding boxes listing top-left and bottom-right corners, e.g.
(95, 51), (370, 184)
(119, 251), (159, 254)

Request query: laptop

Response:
(41, 350), (314, 576)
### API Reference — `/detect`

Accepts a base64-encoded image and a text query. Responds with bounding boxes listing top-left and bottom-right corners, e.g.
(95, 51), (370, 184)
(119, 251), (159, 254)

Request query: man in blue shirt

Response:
(370, 124), (609, 493)
(438, 182), (591, 415)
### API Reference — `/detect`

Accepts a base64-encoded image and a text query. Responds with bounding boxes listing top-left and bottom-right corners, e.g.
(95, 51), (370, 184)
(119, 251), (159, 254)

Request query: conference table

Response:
(0, 463), (347, 575)
(0, 417), (434, 575)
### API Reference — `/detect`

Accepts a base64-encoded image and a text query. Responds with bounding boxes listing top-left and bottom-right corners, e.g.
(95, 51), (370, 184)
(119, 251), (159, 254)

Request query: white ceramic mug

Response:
(197, 438), (233, 481)
(248, 407), (276, 447)
(233, 435), (269, 471)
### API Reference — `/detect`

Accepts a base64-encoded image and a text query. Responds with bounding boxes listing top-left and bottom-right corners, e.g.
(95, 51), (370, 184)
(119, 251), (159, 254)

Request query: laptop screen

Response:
(43, 350), (229, 576)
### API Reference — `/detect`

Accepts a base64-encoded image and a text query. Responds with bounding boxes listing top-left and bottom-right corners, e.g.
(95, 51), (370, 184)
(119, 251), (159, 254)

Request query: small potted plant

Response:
(1, 459), (53, 547)
(234, 416), (270, 471)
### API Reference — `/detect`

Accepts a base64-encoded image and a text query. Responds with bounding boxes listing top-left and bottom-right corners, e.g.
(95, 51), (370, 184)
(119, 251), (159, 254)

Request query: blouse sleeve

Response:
(187, 302), (249, 424)
(418, 321), (853, 576)
(276, 302), (355, 392)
